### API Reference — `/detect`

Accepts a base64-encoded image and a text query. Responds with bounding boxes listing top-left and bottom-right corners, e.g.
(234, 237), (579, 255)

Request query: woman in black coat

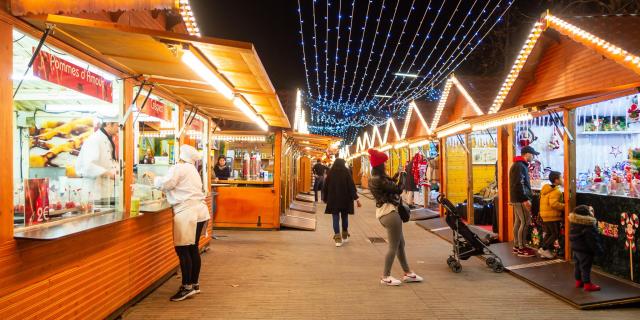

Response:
(323, 158), (361, 247)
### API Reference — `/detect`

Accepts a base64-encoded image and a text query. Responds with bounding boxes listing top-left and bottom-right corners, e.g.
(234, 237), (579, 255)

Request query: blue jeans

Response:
(332, 212), (349, 234)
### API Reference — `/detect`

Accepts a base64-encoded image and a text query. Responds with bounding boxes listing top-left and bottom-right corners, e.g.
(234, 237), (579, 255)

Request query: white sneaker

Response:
(402, 272), (424, 283)
(333, 234), (343, 247)
(380, 276), (401, 286)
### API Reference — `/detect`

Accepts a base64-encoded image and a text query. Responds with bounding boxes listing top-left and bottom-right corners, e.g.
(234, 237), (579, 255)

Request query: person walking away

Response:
(313, 159), (328, 202)
(214, 156), (231, 180)
(569, 205), (603, 291)
(75, 115), (119, 206)
(368, 149), (423, 286)
(153, 145), (210, 301)
(539, 171), (564, 259)
(509, 145), (538, 257)
(322, 158), (361, 247)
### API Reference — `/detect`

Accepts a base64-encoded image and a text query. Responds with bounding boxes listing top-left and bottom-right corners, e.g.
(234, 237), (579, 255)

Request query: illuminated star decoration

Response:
(296, 0), (515, 144)
(610, 146), (622, 158)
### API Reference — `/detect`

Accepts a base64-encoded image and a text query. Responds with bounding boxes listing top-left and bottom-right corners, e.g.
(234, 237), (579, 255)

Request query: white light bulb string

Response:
(345, 0), (374, 104)
(336, 0), (358, 103)
(297, 0), (313, 96)
(329, 0), (343, 101)
(311, 0), (322, 98)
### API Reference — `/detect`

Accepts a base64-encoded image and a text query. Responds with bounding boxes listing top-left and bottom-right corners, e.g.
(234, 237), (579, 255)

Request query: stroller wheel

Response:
(492, 262), (505, 273)
(450, 261), (462, 273)
(447, 256), (456, 266)
(485, 257), (497, 268)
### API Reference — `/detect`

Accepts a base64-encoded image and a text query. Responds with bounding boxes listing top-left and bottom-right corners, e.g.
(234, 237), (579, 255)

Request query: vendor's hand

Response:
(356, 200), (362, 208)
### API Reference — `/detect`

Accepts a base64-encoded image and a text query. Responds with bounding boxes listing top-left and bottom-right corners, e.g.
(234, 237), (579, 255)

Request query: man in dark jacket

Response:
(569, 205), (602, 291)
(312, 159), (328, 202)
(509, 145), (538, 257)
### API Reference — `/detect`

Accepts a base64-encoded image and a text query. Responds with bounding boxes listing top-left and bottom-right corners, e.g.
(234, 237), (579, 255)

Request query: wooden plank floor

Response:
(123, 197), (640, 319)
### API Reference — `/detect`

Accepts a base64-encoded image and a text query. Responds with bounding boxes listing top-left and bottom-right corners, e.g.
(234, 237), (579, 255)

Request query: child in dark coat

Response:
(569, 205), (603, 292)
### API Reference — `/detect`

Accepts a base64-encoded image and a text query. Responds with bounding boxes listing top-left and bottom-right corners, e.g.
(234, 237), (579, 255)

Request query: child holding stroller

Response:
(538, 171), (564, 259)
(569, 205), (603, 292)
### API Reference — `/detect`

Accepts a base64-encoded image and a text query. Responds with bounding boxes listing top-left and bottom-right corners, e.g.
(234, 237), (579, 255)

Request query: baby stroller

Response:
(437, 194), (504, 273)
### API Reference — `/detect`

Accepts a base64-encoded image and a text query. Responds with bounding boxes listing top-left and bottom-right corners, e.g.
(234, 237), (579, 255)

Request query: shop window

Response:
(470, 129), (498, 230)
(131, 89), (179, 214)
(12, 29), (124, 229)
(213, 134), (275, 183)
(514, 115), (565, 190)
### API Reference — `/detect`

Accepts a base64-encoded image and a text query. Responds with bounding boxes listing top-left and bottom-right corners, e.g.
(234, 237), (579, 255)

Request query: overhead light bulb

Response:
(181, 49), (234, 100)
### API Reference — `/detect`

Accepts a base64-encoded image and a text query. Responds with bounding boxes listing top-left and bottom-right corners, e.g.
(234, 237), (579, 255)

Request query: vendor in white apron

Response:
(75, 115), (119, 206)
(153, 144), (210, 302)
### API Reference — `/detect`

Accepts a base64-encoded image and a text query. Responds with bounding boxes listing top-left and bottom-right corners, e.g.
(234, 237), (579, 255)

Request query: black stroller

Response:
(437, 195), (504, 273)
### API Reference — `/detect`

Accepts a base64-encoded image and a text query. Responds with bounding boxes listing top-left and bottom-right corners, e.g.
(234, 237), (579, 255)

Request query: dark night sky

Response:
(191, 0), (303, 91)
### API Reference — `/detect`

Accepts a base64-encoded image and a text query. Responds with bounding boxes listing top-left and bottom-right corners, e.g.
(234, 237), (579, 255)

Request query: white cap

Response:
(100, 114), (120, 123)
(180, 145), (202, 163)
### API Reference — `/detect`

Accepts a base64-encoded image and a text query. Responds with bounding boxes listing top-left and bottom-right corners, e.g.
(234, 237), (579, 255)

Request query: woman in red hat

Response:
(367, 149), (423, 286)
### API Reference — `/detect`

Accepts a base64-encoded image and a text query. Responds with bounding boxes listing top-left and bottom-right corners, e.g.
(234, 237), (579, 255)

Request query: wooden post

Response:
(497, 126), (510, 242)
(564, 109), (576, 260)
(122, 80), (134, 216)
(506, 124), (515, 242)
(0, 20), (12, 243)
(273, 130), (283, 228)
(466, 133), (474, 224)
(439, 137), (447, 217)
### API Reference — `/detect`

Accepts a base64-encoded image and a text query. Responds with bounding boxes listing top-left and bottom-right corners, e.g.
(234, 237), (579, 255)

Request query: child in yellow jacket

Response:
(539, 171), (564, 259)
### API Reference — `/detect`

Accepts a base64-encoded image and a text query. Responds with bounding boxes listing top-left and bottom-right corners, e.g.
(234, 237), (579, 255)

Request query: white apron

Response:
(172, 199), (202, 246)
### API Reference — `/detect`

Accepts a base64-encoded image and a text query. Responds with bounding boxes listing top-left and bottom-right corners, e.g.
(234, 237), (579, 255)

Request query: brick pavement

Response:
(123, 196), (640, 320)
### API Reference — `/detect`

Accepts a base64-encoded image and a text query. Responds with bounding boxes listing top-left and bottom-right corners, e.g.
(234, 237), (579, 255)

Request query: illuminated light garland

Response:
(471, 109), (533, 131)
(488, 19), (545, 114)
(311, 0), (322, 97)
(213, 135), (267, 142)
(451, 76), (483, 115)
(400, 101), (414, 139)
(379, 144), (392, 151)
(430, 77), (454, 131)
(412, 101), (432, 135)
(394, 141), (408, 149)
(395, 0), (515, 107)
(297, 0), (313, 95)
(386, 0), (509, 108)
(358, 0), (413, 104)
(409, 139), (430, 148)
(345, 0), (374, 104)
(436, 122), (471, 138)
(329, 0), (343, 101)
(178, 0), (201, 37)
(336, 0), (358, 102)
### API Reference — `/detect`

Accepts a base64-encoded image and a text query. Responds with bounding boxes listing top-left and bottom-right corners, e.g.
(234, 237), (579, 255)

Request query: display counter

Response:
(211, 131), (282, 229)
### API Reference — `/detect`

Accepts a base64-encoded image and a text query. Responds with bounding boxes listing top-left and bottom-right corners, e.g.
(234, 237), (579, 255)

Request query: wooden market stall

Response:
(482, 13), (640, 286)
(430, 75), (504, 238)
(0, 2), (289, 318)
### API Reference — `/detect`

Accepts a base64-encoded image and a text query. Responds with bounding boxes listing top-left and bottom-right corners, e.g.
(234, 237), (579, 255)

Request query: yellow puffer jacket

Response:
(539, 184), (564, 222)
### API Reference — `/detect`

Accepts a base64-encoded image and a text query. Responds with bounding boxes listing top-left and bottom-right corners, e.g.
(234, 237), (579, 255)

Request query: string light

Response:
(178, 0), (201, 37)
(213, 135), (267, 142)
(471, 109), (533, 131)
(393, 0), (515, 107)
(436, 122), (471, 138)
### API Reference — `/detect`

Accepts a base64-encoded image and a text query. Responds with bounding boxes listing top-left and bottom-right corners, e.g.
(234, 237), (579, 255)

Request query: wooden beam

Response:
(0, 20), (12, 242)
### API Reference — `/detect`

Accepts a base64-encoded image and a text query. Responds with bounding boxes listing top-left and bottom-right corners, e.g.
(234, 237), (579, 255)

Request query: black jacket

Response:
(569, 213), (603, 256)
(214, 165), (231, 180)
(313, 163), (328, 177)
(322, 159), (358, 214)
(369, 172), (402, 208)
(509, 157), (532, 203)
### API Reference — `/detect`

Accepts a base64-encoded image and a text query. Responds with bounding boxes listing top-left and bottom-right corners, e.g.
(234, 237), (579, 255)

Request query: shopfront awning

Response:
(23, 14), (290, 128)
(285, 132), (341, 158)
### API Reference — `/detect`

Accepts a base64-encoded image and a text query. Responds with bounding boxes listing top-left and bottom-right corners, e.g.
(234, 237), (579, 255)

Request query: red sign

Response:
(24, 178), (50, 226)
(33, 50), (113, 103)
(138, 96), (172, 122)
(188, 117), (204, 132)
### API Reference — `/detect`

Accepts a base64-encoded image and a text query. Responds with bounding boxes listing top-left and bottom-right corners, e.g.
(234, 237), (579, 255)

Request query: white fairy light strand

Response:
(398, 0), (514, 107)
(345, 0), (374, 104)
(337, 0), (358, 103)
(356, 0), (406, 104)
(297, 0), (312, 95)
(324, 0), (330, 98)
(311, 0), (322, 97)
(372, 0), (447, 107)
(329, 0), (343, 101)
(349, 0), (388, 105)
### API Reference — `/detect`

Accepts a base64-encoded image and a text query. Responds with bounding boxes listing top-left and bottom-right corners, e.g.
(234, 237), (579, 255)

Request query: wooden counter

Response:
(212, 185), (280, 229)
(216, 179), (274, 186)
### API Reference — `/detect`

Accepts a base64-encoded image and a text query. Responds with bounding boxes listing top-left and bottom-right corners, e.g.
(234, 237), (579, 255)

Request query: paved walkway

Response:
(123, 197), (640, 320)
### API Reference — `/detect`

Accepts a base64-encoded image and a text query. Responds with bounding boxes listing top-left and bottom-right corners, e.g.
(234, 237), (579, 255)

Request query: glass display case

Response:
(131, 90), (179, 214)
(12, 29), (124, 229)
(213, 134), (275, 184)
(470, 129), (498, 230)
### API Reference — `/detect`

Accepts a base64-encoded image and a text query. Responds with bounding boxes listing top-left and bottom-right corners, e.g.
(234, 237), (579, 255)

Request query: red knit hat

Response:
(368, 149), (388, 167)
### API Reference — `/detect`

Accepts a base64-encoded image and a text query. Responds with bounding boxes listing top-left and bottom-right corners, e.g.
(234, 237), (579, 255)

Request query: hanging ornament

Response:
(610, 146), (622, 158)
(628, 95), (639, 123)
(548, 129), (561, 150)
(620, 212), (639, 281)
(517, 128), (537, 148)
